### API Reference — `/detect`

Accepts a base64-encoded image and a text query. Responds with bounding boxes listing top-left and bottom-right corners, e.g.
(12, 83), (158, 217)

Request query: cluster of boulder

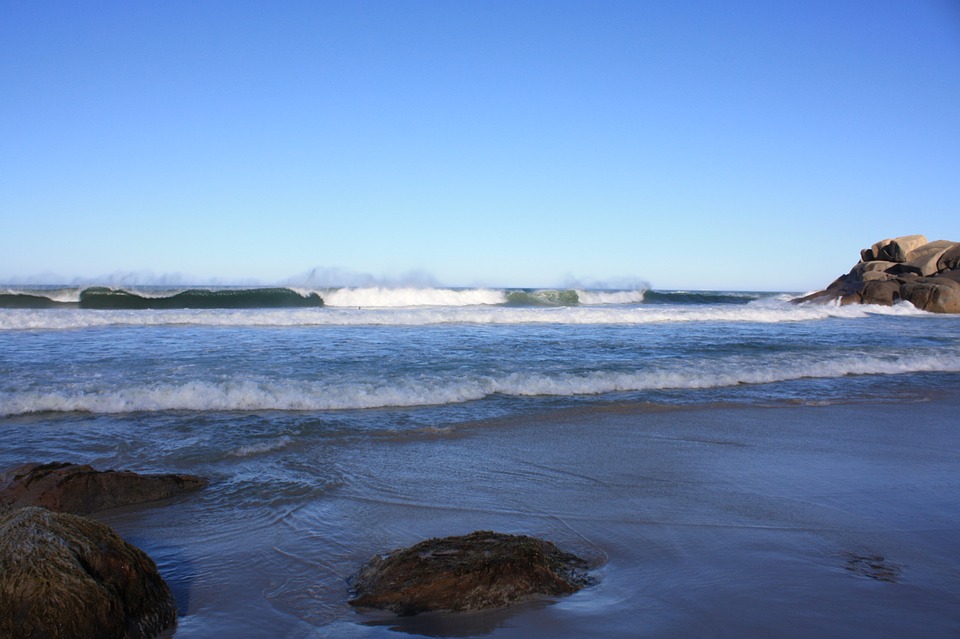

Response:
(0, 463), (207, 639)
(1, 461), (596, 638)
(796, 235), (960, 313)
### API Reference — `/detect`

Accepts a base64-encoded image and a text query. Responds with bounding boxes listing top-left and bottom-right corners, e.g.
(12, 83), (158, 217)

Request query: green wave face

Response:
(0, 294), (70, 309)
(643, 291), (760, 305)
(76, 287), (324, 310)
(504, 289), (580, 307)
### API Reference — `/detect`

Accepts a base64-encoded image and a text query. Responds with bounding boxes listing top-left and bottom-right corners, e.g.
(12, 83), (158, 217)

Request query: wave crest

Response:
(0, 298), (932, 330)
(0, 287), (324, 309)
(3, 349), (956, 416)
(320, 287), (505, 307)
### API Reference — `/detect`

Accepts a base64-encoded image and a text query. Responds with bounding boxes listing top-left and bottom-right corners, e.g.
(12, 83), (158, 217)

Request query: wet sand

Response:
(101, 394), (960, 638)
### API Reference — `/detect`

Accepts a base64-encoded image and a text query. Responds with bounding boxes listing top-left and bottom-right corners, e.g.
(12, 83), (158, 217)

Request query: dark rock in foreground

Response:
(795, 234), (960, 313)
(0, 506), (177, 639)
(349, 530), (595, 616)
(0, 462), (208, 515)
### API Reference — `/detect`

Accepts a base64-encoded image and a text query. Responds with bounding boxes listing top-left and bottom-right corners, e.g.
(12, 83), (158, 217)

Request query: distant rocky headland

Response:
(796, 235), (960, 313)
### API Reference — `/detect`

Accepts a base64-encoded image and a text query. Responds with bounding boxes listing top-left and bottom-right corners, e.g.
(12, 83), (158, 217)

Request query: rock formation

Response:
(0, 506), (177, 639)
(796, 235), (960, 313)
(0, 462), (208, 515)
(349, 530), (595, 616)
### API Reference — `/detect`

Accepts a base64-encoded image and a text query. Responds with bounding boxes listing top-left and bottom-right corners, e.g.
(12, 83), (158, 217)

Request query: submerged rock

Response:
(349, 530), (595, 616)
(796, 235), (960, 313)
(844, 552), (902, 583)
(0, 506), (177, 639)
(0, 462), (208, 515)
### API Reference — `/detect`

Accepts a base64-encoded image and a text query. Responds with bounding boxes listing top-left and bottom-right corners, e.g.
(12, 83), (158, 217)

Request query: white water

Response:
(574, 289), (646, 304)
(3, 348), (957, 417)
(318, 286), (508, 307)
(0, 299), (932, 331)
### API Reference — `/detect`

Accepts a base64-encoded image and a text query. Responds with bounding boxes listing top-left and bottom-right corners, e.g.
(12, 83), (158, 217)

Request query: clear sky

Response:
(3, 0), (959, 291)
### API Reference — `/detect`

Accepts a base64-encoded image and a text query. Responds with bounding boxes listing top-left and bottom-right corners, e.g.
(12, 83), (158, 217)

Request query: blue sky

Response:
(3, 0), (959, 291)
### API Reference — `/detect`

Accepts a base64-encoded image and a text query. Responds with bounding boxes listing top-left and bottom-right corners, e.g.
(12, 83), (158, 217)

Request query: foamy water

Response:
(2, 348), (958, 417)
(0, 296), (929, 331)
(1, 292), (955, 418)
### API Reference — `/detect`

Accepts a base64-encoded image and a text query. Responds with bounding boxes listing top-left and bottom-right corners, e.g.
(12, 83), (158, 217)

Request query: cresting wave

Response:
(0, 285), (651, 309)
(0, 286), (324, 309)
(3, 350), (958, 416)
(322, 287), (648, 307)
(319, 287), (505, 307)
(0, 284), (660, 309)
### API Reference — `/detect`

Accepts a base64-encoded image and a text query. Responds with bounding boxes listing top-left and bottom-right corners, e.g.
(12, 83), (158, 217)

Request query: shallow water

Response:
(65, 398), (960, 638)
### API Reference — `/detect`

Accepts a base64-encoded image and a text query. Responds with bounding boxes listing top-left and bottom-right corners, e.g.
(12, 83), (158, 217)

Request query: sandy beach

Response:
(88, 392), (960, 638)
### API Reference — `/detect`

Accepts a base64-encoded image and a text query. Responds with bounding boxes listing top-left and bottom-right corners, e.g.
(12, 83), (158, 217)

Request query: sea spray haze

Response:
(1, 286), (959, 637)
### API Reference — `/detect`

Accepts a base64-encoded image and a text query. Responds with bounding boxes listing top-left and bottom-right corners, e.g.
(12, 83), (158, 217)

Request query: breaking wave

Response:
(0, 285), (655, 310)
(3, 350), (957, 416)
(0, 297), (932, 330)
(301, 287), (648, 308)
(643, 290), (764, 304)
(0, 287), (323, 309)
(319, 287), (505, 307)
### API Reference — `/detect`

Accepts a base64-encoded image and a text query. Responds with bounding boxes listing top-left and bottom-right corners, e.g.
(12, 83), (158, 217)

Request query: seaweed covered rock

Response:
(349, 530), (594, 616)
(796, 235), (960, 313)
(0, 506), (177, 639)
(0, 462), (208, 515)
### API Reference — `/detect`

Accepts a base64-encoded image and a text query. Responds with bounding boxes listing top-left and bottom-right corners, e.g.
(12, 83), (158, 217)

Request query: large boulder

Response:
(868, 234), (928, 262)
(0, 506), (177, 639)
(939, 244), (960, 271)
(854, 260), (899, 275)
(797, 235), (960, 313)
(900, 277), (960, 314)
(891, 240), (956, 276)
(0, 462), (207, 515)
(349, 530), (595, 616)
(859, 279), (902, 306)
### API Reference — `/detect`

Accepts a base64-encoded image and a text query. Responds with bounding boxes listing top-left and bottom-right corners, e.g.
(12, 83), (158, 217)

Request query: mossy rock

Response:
(349, 530), (595, 616)
(0, 461), (207, 515)
(0, 506), (177, 639)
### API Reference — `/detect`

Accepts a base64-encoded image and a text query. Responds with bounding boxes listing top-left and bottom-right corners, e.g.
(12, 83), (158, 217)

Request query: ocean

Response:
(2, 285), (960, 638)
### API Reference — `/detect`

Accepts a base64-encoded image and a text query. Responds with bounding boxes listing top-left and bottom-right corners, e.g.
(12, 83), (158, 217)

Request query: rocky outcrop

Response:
(863, 234), (930, 263)
(0, 506), (177, 639)
(0, 462), (208, 515)
(349, 530), (595, 616)
(796, 235), (960, 313)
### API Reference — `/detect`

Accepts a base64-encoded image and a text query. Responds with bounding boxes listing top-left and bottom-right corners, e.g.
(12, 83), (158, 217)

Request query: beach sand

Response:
(98, 394), (960, 638)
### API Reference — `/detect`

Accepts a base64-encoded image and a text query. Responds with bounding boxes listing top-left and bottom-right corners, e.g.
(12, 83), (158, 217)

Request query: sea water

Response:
(1, 286), (959, 637)
(3, 286), (958, 418)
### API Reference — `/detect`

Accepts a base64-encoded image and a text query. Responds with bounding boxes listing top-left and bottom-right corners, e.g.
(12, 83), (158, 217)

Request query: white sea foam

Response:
(575, 289), (646, 305)
(0, 300), (935, 330)
(320, 287), (507, 307)
(2, 349), (957, 416)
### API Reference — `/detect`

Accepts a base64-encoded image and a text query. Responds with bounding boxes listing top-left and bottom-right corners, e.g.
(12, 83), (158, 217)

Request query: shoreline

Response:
(85, 391), (960, 638)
